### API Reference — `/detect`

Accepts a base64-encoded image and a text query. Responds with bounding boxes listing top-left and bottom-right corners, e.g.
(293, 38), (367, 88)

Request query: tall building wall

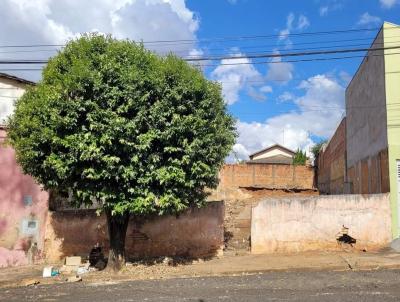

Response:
(383, 22), (400, 238)
(345, 28), (390, 195)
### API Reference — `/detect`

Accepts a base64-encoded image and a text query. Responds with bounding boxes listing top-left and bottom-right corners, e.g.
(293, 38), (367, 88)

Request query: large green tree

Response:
(7, 34), (236, 270)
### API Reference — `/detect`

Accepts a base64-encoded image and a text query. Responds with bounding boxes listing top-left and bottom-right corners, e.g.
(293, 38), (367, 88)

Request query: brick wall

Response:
(44, 201), (224, 262)
(347, 148), (390, 194)
(317, 118), (347, 194)
(217, 163), (315, 191)
(209, 163), (316, 252)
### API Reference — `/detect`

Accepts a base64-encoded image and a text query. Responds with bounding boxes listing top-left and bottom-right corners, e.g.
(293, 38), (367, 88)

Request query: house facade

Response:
(0, 73), (34, 124)
(248, 144), (295, 164)
(317, 22), (400, 238)
(0, 74), (49, 267)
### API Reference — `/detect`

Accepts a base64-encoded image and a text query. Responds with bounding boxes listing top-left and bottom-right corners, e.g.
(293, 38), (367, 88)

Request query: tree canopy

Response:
(311, 141), (326, 163)
(293, 149), (307, 166)
(7, 34), (236, 269)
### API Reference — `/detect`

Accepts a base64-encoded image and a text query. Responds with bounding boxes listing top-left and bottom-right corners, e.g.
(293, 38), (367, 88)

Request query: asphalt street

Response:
(2, 269), (400, 301)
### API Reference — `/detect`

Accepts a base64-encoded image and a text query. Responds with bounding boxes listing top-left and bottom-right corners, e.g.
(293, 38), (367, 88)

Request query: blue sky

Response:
(0, 0), (399, 160)
(186, 0), (400, 160)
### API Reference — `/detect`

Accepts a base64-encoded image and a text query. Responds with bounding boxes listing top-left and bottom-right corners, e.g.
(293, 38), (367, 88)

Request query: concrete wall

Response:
(317, 118), (347, 194)
(210, 163), (316, 251)
(217, 164), (315, 191)
(345, 28), (390, 197)
(346, 29), (388, 170)
(0, 128), (49, 267)
(251, 194), (392, 254)
(44, 201), (224, 262)
(383, 22), (400, 238)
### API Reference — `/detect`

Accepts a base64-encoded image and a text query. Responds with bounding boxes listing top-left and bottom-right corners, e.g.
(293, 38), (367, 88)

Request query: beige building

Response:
(248, 144), (295, 164)
(0, 73), (34, 125)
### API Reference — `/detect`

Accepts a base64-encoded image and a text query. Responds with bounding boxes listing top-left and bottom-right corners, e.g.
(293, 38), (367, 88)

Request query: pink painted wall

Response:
(0, 128), (49, 267)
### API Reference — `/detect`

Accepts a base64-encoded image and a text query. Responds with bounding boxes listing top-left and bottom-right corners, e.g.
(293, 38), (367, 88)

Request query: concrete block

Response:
(65, 256), (81, 266)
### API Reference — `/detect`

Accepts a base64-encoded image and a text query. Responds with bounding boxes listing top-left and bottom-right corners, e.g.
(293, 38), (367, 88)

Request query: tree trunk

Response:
(105, 209), (130, 271)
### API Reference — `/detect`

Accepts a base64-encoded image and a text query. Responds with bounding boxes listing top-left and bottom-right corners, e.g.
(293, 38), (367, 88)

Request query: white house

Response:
(248, 144), (295, 164)
(0, 73), (34, 125)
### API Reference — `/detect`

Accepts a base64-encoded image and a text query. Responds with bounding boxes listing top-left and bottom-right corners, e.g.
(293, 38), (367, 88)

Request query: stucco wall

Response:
(0, 129), (49, 267)
(44, 201), (224, 262)
(383, 22), (400, 238)
(251, 194), (392, 254)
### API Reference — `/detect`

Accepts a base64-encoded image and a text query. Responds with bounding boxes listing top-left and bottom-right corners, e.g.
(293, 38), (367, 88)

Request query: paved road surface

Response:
(2, 269), (400, 301)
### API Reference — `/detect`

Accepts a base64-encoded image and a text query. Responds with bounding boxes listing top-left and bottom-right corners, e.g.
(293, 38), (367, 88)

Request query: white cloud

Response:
(277, 12), (309, 55)
(279, 13), (310, 43)
(0, 0), (199, 81)
(246, 86), (268, 102)
(260, 86), (273, 93)
(297, 15), (310, 30)
(318, 1), (344, 16)
(266, 50), (294, 83)
(357, 12), (382, 26)
(211, 53), (262, 105)
(339, 71), (352, 86)
(279, 13), (295, 40)
(188, 48), (204, 57)
(380, 0), (398, 8)
(278, 92), (295, 102)
(319, 6), (329, 16)
(229, 74), (345, 162)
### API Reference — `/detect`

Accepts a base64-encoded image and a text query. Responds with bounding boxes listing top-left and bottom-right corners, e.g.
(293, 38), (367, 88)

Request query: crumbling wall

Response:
(209, 164), (316, 252)
(0, 128), (49, 267)
(44, 201), (224, 262)
(251, 194), (392, 254)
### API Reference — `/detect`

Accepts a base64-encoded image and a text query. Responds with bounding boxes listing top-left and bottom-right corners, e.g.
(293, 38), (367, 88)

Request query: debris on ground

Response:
(89, 245), (107, 270)
(42, 266), (59, 278)
(162, 257), (174, 266)
(65, 256), (82, 266)
(65, 275), (82, 283)
(336, 225), (356, 246)
(21, 279), (40, 287)
(77, 265), (89, 275)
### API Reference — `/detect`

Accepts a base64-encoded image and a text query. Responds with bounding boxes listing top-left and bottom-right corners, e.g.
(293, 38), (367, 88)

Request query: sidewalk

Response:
(1, 250), (400, 289)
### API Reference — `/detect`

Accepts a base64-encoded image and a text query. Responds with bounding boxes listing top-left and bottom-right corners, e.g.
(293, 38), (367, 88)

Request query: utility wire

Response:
(1, 52), (400, 72)
(1, 45), (400, 65)
(184, 39), (400, 59)
(1, 35), (398, 55)
(197, 51), (400, 67)
(1, 26), (399, 49)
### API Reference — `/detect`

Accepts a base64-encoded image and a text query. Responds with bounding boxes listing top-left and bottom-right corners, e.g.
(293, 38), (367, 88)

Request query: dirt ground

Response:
(2, 250), (400, 289)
